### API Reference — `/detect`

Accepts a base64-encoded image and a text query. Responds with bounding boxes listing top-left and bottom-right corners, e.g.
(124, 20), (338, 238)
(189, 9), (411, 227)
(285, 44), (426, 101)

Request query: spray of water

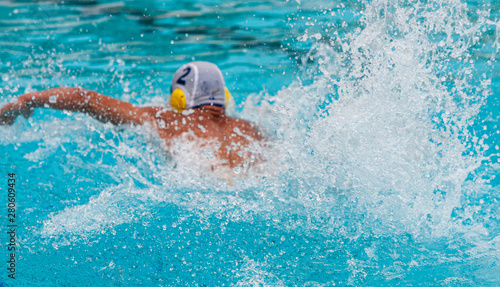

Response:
(19, 0), (494, 243)
(242, 0), (498, 240)
(1, 0), (497, 284)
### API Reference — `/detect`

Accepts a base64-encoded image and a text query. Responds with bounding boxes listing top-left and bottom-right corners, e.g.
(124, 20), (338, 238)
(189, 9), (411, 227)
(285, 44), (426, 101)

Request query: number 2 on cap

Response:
(176, 67), (191, 85)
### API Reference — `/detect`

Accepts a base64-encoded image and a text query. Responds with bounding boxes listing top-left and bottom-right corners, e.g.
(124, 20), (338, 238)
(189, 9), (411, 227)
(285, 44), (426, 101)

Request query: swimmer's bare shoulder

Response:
(225, 117), (264, 141)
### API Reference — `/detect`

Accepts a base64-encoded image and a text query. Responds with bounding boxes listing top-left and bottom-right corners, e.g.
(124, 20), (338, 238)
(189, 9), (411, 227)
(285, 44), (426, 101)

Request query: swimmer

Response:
(0, 61), (264, 169)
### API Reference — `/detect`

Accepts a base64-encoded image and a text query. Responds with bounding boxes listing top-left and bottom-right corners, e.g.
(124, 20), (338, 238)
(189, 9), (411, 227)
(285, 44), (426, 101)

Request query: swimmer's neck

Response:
(192, 105), (225, 117)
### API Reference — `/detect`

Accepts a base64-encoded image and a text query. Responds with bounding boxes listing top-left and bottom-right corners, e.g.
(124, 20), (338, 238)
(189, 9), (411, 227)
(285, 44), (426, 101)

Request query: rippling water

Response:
(1, 0), (499, 286)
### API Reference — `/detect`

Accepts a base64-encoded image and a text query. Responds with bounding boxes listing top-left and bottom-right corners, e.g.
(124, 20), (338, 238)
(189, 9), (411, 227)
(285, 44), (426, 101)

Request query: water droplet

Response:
(233, 166), (241, 174)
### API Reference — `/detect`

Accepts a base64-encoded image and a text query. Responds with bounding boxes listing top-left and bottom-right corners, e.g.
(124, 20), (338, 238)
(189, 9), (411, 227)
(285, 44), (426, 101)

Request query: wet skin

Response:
(0, 87), (264, 168)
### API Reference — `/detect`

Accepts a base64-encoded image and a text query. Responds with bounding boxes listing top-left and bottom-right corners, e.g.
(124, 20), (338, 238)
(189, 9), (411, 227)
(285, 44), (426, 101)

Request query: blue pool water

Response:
(0, 0), (499, 285)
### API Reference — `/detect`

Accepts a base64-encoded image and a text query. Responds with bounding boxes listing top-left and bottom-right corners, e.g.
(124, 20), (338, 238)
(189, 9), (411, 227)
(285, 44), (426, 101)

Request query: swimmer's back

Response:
(147, 106), (263, 168)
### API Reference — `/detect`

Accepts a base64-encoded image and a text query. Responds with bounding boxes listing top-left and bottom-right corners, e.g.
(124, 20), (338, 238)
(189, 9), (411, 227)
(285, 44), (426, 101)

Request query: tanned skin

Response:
(0, 87), (263, 168)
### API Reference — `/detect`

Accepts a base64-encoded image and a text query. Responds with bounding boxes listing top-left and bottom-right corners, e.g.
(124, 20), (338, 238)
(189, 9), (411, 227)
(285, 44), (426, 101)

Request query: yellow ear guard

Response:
(225, 87), (231, 105)
(170, 88), (187, 113)
(225, 87), (236, 114)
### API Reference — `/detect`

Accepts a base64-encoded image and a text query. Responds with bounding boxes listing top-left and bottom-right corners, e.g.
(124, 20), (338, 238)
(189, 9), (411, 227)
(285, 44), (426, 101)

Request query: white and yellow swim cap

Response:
(170, 61), (229, 113)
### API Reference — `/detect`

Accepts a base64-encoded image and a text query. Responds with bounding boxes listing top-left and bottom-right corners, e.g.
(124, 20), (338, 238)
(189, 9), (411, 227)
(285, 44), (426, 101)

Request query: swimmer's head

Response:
(170, 61), (232, 113)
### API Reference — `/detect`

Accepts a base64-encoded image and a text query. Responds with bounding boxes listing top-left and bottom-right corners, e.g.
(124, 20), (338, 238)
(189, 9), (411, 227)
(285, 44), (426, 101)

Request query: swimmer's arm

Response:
(0, 87), (152, 125)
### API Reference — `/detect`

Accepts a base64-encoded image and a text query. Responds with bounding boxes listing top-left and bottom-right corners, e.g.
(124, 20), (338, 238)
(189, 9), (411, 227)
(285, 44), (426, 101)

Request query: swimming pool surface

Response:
(0, 0), (499, 285)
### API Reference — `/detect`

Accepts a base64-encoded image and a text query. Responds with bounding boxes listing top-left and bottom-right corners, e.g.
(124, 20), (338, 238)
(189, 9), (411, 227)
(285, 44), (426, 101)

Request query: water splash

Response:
(24, 0), (497, 241)
(2, 0), (499, 285)
(254, 0), (497, 239)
